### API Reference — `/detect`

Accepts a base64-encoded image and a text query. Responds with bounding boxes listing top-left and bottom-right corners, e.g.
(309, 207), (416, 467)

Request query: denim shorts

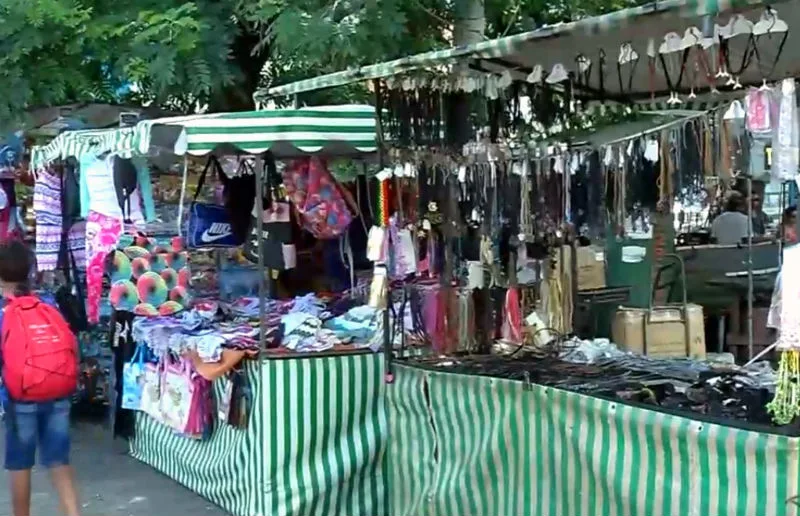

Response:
(4, 399), (71, 470)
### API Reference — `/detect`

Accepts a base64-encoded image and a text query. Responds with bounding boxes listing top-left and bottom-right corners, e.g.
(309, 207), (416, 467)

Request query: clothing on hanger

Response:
(86, 210), (123, 323)
(110, 309), (137, 440)
(79, 154), (146, 224)
(773, 79), (799, 182)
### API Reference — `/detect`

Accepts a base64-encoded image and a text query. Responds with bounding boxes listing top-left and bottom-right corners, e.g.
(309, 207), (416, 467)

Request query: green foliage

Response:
(0, 0), (240, 129)
(241, 0), (452, 106)
(245, 0), (648, 106)
(243, 0), (447, 69)
(0, 0), (650, 131)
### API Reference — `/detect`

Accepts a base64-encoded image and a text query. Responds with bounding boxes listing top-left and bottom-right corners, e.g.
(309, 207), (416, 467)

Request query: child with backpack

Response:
(0, 241), (81, 516)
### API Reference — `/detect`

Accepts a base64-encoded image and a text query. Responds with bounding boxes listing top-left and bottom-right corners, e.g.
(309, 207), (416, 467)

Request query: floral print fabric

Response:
(283, 157), (353, 239)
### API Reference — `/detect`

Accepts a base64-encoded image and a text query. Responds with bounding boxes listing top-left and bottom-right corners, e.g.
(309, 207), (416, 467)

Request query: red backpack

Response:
(1, 296), (78, 402)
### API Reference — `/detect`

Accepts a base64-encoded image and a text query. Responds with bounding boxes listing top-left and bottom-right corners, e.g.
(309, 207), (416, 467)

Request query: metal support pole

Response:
(176, 156), (189, 232)
(255, 155), (267, 353)
(374, 80), (394, 383)
(779, 181), (788, 265)
(264, 152), (279, 299)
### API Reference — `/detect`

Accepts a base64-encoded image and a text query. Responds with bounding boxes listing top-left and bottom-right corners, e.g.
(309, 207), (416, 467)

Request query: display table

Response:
(387, 364), (799, 516)
(130, 352), (388, 516)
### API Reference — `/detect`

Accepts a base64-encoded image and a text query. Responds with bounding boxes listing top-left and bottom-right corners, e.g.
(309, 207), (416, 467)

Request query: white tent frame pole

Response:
(599, 109), (716, 148)
(176, 156), (189, 232)
(747, 174), (754, 361)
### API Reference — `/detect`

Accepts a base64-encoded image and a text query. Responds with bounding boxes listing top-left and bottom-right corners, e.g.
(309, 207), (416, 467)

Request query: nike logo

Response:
(201, 222), (232, 243)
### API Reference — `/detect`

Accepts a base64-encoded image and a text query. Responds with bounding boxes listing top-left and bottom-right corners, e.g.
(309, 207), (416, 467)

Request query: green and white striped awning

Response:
(31, 104), (377, 168)
(257, 0), (788, 101)
(135, 104), (377, 157)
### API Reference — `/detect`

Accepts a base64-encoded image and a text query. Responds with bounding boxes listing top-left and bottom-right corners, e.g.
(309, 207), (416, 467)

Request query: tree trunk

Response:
(453, 0), (485, 47)
(447, 0), (487, 348)
(443, 0), (485, 311)
(209, 23), (270, 112)
(445, 0), (485, 148)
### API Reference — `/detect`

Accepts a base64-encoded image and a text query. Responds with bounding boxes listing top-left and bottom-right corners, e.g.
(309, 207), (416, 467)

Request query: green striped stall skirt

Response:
(131, 354), (798, 516)
(130, 353), (389, 516)
(387, 364), (800, 516)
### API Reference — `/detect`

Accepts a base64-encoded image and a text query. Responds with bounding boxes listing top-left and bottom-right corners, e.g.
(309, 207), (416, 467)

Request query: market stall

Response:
(30, 105), (395, 516)
(133, 354), (387, 516)
(258, 0), (799, 514)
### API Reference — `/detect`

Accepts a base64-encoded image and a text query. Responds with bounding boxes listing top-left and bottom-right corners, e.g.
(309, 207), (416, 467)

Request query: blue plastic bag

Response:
(121, 345), (147, 410)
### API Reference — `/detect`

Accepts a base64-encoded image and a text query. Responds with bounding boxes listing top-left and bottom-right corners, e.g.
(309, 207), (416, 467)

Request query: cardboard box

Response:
(575, 246), (606, 291)
(553, 245), (606, 292)
(612, 304), (706, 359)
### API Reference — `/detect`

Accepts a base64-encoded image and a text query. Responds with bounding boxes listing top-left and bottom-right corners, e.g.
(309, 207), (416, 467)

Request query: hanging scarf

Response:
(501, 287), (523, 344)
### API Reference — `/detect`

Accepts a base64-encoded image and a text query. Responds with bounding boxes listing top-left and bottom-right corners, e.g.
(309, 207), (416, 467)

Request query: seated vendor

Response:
(711, 192), (753, 245)
(750, 192), (771, 236)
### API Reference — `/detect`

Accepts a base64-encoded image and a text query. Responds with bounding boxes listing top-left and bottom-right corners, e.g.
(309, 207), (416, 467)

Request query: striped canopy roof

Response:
(31, 104), (377, 168)
(257, 0), (783, 101)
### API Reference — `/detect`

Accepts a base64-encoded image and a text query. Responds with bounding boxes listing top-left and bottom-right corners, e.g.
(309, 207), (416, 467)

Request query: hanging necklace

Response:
(597, 50), (607, 100)
(751, 8), (789, 87)
(694, 29), (720, 95)
(647, 39), (657, 100)
(574, 54), (592, 90)
(720, 15), (755, 89)
(658, 32), (690, 104)
(617, 42), (639, 98)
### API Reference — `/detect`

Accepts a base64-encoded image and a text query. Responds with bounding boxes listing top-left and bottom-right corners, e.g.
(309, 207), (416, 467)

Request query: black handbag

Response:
(243, 154), (292, 267)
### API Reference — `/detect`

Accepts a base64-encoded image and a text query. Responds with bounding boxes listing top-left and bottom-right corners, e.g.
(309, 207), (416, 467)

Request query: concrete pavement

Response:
(0, 421), (229, 516)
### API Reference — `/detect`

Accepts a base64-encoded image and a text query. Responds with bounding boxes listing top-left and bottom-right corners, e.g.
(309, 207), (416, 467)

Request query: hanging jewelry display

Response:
(378, 177), (391, 227)
(597, 50), (607, 100)
(574, 54), (592, 91)
(718, 14), (755, 89)
(658, 32), (689, 104)
(518, 159), (533, 242)
(687, 26), (720, 95)
(647, 39), (657, 100)
(657, 130), (673, 212)
(682, 28), (702, 99)
(751, 8), (789, 89)
(545, 63), (570, 85)
(711, 25), (730, 81)
(617, 42), (639, 98)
